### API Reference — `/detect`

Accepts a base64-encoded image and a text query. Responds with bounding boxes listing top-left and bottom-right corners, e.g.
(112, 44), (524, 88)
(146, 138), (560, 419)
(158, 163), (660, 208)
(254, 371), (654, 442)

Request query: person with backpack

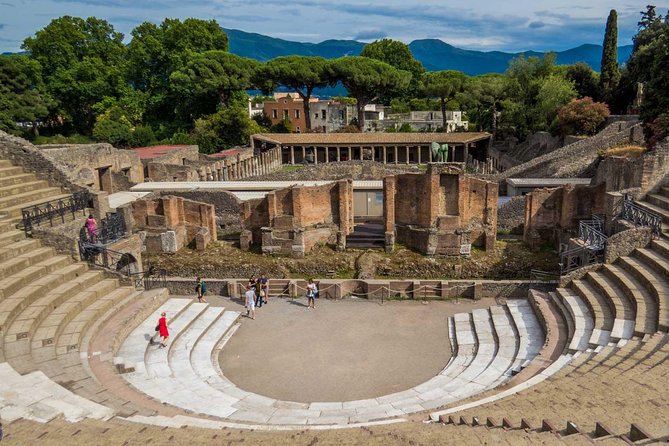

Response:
(259, 273), (269, 305)
(306, 278), (318, 309)
(195, 276), (207, 303)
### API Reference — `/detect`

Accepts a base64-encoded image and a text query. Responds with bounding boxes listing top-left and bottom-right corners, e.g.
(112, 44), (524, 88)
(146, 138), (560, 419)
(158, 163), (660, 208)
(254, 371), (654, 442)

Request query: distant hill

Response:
(224, 28), (633, 76)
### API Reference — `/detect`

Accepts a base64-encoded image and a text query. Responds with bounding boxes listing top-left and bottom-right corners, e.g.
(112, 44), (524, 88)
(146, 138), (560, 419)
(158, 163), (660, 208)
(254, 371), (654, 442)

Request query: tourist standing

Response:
(195, 276), (207, 303)
(259, 273), (269, 305)
(85, 214), (97, 242)
(306, 279), (318, 309)
(245, 285), (256, 320)
(156, 312), (169, 348)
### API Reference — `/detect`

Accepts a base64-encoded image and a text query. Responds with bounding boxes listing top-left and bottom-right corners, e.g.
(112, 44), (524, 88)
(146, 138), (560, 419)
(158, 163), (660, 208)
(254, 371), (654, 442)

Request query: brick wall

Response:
(127, 195), (216, 253)
(241, 180), (353, 256)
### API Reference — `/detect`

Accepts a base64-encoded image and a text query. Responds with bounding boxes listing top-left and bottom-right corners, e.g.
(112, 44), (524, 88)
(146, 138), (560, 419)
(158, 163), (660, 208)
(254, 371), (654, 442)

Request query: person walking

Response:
(85, 214), (97, 242)
(245, 285), (256, 320)
(306, 278), (318, 309)
(195, 276), (207, 303)
(259, 273), (269, 305)
(156, 312), (169, 348)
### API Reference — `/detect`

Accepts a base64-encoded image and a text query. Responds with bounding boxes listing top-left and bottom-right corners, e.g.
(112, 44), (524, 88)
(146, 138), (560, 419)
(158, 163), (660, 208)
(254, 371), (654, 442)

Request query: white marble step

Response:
(0, 362), (113, 423)
(556, 289), (595, 351)
(144, 302), (209, 378)
(191, 310), (241, 390)
(485, 305), (520, 387)
(506, 300), (545, 372)
(115, 298), (191, 371)
(429, 353), (575, 421)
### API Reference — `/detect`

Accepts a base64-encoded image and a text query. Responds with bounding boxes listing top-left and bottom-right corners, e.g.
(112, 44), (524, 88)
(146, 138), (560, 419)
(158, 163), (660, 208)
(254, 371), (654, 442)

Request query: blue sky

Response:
(1, 1), (667, 53)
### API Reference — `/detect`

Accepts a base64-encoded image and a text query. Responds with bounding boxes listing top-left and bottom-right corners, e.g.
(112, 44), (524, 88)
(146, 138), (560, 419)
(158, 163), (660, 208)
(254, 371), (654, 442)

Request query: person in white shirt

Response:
(245, 285), (256, 320)
(306, 278), (318, 309)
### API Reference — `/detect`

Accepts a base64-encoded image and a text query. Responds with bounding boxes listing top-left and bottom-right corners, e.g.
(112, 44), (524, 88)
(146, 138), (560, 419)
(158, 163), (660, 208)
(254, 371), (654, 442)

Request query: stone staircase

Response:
(428, 225), (669, 439)
(0, 157), (171, 420)
(115, 298), (544, 426)
(0, 159), (71, 224)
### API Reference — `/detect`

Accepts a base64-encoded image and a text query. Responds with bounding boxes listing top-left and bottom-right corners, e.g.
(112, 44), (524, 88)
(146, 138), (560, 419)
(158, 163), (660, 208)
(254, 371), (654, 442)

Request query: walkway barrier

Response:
(21, 190), (91, 236)
(621, 194), (662, 238)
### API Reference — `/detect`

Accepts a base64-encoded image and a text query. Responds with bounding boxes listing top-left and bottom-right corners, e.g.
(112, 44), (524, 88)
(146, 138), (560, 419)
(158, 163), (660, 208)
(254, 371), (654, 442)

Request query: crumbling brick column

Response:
(383, 176), (396, 253)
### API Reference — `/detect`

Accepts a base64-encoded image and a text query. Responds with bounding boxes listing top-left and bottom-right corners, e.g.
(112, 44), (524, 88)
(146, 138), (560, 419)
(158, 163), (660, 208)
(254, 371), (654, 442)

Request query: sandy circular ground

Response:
(217, 296), (496, 403)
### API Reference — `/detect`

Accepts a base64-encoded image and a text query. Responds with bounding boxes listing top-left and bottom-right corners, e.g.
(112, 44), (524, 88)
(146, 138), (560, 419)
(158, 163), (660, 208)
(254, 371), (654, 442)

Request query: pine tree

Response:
(600, 9), (620, 104)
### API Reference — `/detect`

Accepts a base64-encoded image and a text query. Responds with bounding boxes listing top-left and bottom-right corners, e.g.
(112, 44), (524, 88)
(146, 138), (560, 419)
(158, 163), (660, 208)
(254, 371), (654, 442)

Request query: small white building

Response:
(384, 110), (469, 133)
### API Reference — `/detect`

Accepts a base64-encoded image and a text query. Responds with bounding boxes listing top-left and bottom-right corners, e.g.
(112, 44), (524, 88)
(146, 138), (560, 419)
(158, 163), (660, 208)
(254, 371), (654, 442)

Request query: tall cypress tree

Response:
(600, 9), (620, 104)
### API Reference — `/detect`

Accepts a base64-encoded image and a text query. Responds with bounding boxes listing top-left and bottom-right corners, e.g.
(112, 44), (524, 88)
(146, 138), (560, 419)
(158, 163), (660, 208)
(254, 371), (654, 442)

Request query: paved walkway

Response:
(219, 297), (476, 402)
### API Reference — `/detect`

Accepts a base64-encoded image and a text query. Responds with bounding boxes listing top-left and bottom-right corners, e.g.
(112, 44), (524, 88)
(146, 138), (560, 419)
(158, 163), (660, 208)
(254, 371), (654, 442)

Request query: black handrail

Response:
(559, 246), (604, 275)
(22, 190), (91, 235)
(621, 195), (662, 238)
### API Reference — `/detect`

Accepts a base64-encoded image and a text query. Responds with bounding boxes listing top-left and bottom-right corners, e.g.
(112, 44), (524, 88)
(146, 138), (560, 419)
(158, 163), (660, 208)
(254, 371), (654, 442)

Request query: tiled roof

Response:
(131, 145), (194, 160)
(251, 132), (491, 146)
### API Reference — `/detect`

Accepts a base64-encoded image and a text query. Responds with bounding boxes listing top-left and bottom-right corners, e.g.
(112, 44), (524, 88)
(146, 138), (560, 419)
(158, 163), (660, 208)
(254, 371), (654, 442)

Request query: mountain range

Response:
(224, 28), (633, 76)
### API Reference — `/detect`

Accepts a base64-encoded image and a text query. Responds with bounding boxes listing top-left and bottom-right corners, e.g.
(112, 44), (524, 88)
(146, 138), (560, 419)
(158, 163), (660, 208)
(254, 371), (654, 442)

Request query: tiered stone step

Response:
(0, 362), (113, 423)
(118, 298), (544, 426)
(552, 289), (596, 351)
(622, 253), (669, 331)
(0, 179), (50, 199)
(603, 263), (657, 335)
(585, 270), (635, 340)
(569, 279), (613, 346)
(436, 334), (669, 435)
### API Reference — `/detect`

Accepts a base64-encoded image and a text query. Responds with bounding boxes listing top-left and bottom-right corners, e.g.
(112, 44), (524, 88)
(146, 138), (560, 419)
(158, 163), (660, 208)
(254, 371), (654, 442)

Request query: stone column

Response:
(383, 146), (387, 164)
(429, 145), (433, 163)
(348, 146), (352, 161)
(418, 146), (422, 165)
(394, 146), (398, 165)
(325, 146), (329, 163)
(383, 176), (396, 253)
(337, 147), (341, 162)
(290, 146), (295, 165)
(302, 146), (306, 164)
(314, 147), (318, 165)
(406, 146), (410, 164)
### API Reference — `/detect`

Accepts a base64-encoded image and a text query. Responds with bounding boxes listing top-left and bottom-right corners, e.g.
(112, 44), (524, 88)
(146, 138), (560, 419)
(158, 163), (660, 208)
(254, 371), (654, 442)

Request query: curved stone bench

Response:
(116, 298), (546, 427)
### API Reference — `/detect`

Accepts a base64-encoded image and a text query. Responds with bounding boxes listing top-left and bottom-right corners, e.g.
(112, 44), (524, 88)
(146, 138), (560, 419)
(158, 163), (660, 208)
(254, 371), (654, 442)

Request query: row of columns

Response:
(195, 147), (282, 181)
(284, 144), (469, 165)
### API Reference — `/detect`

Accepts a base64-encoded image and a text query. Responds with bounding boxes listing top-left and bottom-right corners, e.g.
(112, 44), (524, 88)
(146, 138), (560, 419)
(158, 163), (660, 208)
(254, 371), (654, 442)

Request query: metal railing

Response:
(21, 190), (91, 235)
(529, 269), (560, 288)
(78, 240), (166, 290)
(560, 246), (604, 275)
(621, 195), (662, 238)
(578, 220), (608, 249)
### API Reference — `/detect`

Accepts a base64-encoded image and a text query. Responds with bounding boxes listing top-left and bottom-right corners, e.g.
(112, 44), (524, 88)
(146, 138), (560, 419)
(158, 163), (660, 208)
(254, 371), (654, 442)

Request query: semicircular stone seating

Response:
(1, 154), (668, 438)
(114, 297), (545, 426)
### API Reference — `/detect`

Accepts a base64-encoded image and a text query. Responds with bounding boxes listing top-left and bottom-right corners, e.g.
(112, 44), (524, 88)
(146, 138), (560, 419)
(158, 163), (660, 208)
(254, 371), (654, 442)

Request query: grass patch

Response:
(282, 165), (305, 173)
(600, 145), (647, 158)
(33, 134), (94, 145)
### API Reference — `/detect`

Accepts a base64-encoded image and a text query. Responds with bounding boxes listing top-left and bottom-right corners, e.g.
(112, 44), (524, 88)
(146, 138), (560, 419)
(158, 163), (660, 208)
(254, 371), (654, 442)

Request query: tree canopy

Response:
(421, 70), (467, 131)
(331, 56), (410, 130)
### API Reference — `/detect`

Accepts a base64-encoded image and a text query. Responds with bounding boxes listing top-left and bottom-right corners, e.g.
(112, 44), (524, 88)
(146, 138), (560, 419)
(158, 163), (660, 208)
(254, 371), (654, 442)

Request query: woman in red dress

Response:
(157, 312), (169, 348)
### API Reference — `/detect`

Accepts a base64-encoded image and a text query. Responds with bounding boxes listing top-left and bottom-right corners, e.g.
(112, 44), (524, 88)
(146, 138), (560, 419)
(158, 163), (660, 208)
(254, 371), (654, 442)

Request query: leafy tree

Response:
(92, 105), (133, 148)
(22, 16), (126, 77)
(331, 56), (410, 130)
(170, 50), (259, 112)
(566, 63), (601, 100)
(647, 112), (669, 147)
(126, 18), (229, 127)
(191, 94), (262, 152)
(22, 16), (127, 133)
(600, 10), (621, 104)
(558, 97), (610, 136)
(360, 39), (425, 99)
(464, 74), (507, 136)
(0, 55), (55, 135)
(536, 74), (578, 130)
(421, 70), (467, 131)
(270, 117), (294, 133)
(263, 56), (335, 130)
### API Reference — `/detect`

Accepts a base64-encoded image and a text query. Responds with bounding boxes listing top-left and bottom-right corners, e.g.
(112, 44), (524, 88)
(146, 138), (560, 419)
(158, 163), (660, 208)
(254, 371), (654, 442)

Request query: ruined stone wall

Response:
(127, 195), (216, 253)
(523, 183), (606, 250)
(594, 138), (669, 196)
(391, 164), (497, 255)
(38, 143), (144, 192)
(158, 190), (242, 235)
(149, 145), (199, 166)
(241, 180), (353, 256)
(146, 147), (282, 182)
(603, 226), (651, 264)
(0, 130), (83, 193)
